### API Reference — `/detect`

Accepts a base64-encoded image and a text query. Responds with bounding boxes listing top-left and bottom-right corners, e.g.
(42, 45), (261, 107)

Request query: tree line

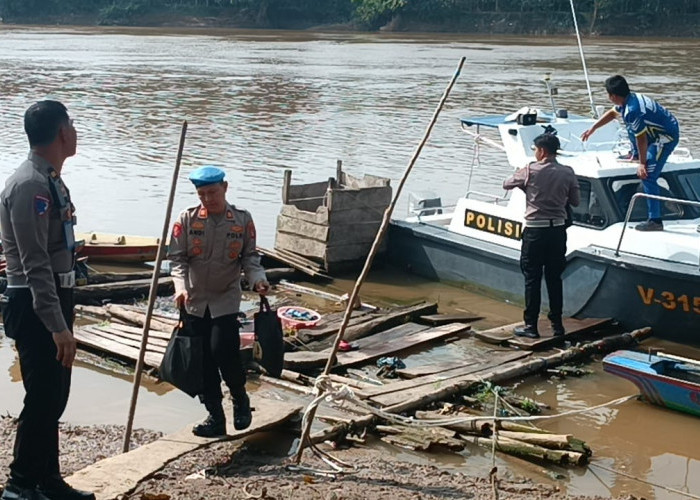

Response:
(1, 0), (700, 32)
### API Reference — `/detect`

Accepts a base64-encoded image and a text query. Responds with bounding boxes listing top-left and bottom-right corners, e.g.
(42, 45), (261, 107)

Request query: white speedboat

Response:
(388, 84), (700, 343)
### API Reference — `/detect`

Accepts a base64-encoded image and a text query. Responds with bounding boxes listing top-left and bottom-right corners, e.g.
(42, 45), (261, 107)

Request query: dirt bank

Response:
(0, 416), (640, 500)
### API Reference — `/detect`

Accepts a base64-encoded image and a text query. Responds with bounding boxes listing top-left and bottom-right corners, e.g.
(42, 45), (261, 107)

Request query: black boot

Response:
(1, 482), (43, 500)
(551, 321), (566, 336)
(192, 400), (226, 437)
(233, 393), (252, 431)
(37, 475), (95, 500)
(514, 324), (540, 339)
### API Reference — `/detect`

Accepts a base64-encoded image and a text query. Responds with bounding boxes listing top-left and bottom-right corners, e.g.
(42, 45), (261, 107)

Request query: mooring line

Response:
(588, 462), (700, 500)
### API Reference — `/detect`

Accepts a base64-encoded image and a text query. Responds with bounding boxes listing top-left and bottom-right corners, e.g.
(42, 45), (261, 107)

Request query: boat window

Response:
(611, 177), (685, 221)
(571, 179), (607, 228)
(677, 171), (700, 201)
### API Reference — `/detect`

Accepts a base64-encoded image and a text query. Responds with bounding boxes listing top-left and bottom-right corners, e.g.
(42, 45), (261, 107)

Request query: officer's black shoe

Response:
(233, 393), (252, 431)
(192, 414), (227, 438)
(1, 483), (45, 500)
(552, 322), (566, 336)
(36, 477), (95, 500)
(514, 325), (540, 339)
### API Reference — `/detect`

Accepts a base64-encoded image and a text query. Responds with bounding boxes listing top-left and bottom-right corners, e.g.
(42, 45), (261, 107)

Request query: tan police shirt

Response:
(0, 152), (75, 333)
(168, 203), (266, 318)
(503, 158), (580, 221)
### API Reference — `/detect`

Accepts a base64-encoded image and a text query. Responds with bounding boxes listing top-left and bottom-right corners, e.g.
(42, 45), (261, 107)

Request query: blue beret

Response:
(189, 166), (225, 188)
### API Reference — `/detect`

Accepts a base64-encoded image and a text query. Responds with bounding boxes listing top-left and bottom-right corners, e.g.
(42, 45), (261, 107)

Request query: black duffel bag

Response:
(254, 296), (285, 378)
(159, 307), (204, 397)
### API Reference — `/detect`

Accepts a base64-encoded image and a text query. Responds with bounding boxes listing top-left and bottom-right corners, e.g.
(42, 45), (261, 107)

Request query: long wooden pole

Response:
(294, 57), (466, 463)
(122, 121), (188, 453)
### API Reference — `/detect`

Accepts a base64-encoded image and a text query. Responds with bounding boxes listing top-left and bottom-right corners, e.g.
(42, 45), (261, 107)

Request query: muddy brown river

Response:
(1, 26), (700, 499)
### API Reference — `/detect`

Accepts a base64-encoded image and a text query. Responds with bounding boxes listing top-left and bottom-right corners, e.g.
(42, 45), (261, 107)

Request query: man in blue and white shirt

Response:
(581, 75), (679, 231)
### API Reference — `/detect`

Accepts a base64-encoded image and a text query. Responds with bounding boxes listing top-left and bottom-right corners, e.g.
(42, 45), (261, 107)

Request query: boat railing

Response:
(413, 203), (458, 221)
(465, 190), (509, 204)
(615, 193), (700, 266)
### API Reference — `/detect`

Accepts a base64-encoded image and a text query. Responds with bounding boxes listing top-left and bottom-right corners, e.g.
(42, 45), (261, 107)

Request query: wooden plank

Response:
(90, 325), (170, 349)
(288, 180), (328, 203)
(327, 186), (392, 212)
(343, 172), (390, 189)
(106, 322), (173, 341)
(80, 326), (166, 355)
(277, 215), (383, 247)
(473, 321), (521, 344)
(65, 397), (302, 500)
(277, 214), (329, 242)
(507, 317), (613, 350)
(360, 350), (532, 402)
(280, 204), (329, 225)
(418, 312), (484, 326)
(275, 232), (327, 260)
(256, 247), (332, 280)
(307, 302), (439, 346)
(296, 309), (374, 339)
(284, 322), (470, 370)
(74, 327), (163, 368)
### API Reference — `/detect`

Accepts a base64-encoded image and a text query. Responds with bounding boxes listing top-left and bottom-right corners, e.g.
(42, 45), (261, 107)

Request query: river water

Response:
(1, 26), (699, 498)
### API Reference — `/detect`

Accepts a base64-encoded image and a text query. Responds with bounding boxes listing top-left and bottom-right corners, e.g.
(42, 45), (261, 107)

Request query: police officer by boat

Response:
(503, 133), (580, 339)
(168, 166), (270, 437)
(1, 101), (95, 500)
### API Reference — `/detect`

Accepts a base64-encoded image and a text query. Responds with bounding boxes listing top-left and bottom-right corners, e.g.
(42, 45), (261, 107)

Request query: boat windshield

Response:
(607, 168), (700, 222)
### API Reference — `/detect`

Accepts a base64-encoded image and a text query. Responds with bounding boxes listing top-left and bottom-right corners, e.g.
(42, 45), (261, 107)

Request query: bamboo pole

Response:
(294, 57), (466, 463)
(122, 121), (187, 453)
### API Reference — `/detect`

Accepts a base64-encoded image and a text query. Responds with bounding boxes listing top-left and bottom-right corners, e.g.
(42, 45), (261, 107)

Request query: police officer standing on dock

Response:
(1, 101), (95, 500)
(503, 133), (580, 339)
(168, 166), (269, 437)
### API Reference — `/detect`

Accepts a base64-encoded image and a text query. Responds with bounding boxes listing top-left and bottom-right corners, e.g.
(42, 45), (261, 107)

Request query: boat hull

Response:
(75, 233), (160, 263)
(603, 350), (700, 417)
(388, 220), (700, 343)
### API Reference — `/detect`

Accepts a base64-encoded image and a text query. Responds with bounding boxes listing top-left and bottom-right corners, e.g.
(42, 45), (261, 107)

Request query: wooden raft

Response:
(65, 396), (302, 500)
(474, 317), (613, 349)
(284, 322), (471, 370)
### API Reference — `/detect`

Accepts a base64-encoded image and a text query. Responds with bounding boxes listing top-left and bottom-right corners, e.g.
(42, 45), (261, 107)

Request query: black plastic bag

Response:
(159, 308), (204, 397)
(254, 296), (284, 378)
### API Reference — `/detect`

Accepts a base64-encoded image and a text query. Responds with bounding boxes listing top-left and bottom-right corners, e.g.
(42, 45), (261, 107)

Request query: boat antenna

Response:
(568, 0), (597, 117)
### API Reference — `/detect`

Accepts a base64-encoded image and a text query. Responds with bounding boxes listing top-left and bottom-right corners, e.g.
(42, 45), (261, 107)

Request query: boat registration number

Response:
(464, 209), (522, 240)
(637, 285), (700, 314)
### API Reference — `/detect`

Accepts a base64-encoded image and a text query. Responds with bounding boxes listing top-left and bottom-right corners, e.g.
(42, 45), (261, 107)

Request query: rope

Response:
(588, 463), (700, 500)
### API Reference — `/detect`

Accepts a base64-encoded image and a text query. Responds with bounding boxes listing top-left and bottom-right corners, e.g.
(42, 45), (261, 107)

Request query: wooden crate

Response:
(274, 163), (392, 273)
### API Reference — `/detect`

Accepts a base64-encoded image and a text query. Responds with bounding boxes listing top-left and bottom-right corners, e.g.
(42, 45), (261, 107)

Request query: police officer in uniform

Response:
(503, 133), (580, 339)
(168, 166), (269, 437)
(1, 101), (95, 500)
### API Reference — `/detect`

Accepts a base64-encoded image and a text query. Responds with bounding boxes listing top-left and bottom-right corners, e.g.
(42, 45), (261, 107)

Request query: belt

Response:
(525, 219), (565, 228)
(6, 270), (76, 289)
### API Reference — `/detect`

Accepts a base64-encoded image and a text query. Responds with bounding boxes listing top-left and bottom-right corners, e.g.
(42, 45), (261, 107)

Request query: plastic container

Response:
(277, 306), (322, 334)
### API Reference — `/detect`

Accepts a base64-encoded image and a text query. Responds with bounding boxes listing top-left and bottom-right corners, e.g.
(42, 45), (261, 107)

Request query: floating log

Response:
(73, 278), (174, 305)
(462, 434), (587, 466)
(86, 271), (163, 285)
(276, 280), (377, 311)
(497, 430), (575, 450)
(414, 410), (492, 436)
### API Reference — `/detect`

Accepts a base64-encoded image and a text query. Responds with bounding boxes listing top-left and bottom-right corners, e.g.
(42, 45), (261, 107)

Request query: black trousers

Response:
(519, 226), (567, 326)
(187, 309), (246, 405)
(2, 286), (73, 488)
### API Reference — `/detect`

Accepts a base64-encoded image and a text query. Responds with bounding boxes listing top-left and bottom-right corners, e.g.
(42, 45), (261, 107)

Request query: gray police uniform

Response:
(168, 202), (266, 402)
(0, 152), (76, 488)
(503, 158), (580, 329)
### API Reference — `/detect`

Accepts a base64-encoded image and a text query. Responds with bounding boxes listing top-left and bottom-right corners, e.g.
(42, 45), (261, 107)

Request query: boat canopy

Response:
(460, 112), (590, 129)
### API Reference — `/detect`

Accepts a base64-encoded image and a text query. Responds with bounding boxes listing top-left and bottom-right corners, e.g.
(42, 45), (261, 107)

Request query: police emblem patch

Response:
(191, 221), (205, 230)
(172, 222), (183, 238)
(34, 195), (50, 216)
(191, 246), (203, 256)
(247, 221), (256, 239)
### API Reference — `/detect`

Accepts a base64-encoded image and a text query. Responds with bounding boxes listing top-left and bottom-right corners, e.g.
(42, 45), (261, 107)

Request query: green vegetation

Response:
(1, 0), (699, 34)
